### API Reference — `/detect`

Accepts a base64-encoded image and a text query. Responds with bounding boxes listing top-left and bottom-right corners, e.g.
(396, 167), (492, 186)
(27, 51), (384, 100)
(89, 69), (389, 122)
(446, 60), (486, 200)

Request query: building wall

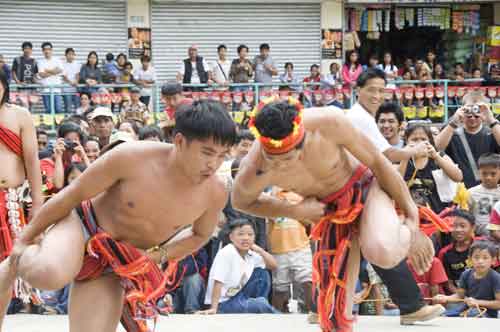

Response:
(495, 3), (500, 25)
(321, 0), (344, 74)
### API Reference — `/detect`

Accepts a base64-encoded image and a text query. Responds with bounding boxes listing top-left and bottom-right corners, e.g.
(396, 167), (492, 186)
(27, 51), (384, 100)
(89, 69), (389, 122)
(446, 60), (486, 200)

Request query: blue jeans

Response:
(218, 268), (279, 314)
(41, 285), (70, 314)
(42, 94), (63, 114)
(173, 273), (206, 314)
(63, 93), (80, 113)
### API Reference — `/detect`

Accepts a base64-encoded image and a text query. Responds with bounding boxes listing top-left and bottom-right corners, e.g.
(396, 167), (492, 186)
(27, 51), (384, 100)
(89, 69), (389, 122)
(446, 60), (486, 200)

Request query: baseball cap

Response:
(89, 107), (114, 121)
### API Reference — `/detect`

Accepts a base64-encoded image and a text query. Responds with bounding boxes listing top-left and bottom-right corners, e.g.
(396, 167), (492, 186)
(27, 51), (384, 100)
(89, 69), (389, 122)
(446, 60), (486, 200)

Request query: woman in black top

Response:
(79, 51), (102, 93)
(399, 124), (463, 214)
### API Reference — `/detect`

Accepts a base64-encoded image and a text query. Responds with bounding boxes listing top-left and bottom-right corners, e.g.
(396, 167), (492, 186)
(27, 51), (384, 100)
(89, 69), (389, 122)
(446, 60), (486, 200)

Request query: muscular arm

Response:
(383, 146), (420, 163)
(20, 109), (43, 213)
(232, 155), (303, 219)
(19, 144), (131, 243)
(163, 181), (227, 261)
(325, 111), (419, 227)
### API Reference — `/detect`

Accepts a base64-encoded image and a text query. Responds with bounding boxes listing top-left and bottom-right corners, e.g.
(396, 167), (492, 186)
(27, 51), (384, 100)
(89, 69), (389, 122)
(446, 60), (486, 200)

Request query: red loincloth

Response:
(75, 200), (184, 332)
(311, 165), (373, 332)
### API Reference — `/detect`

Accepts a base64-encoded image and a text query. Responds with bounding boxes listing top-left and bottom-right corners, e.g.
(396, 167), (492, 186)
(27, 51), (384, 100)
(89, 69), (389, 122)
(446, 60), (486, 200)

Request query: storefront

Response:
(0, 0), (127, 65)
(343, 1), (497, 75)
(151, 1), (322, 81)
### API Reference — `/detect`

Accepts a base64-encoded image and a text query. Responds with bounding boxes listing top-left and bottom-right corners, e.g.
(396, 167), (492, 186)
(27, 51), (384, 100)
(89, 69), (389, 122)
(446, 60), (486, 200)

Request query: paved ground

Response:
(3, 314), (496, 332)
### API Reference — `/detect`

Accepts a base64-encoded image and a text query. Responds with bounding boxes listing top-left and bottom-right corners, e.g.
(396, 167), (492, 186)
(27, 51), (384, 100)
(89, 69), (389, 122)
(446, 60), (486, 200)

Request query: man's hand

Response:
(426, 142), (438, 159)
(411, 141), (429, 159)
(479, 103), (495, 125)
(450, 108), (465, 127)
(196, 308), (217, 315)
(291, 197), (326, 223)
(73, 143), (87, 160)
(432, 294), (448, 305)
(465, 297), (480, 308)
(408, 229), (434, 275)
(53, 138), (66, 158)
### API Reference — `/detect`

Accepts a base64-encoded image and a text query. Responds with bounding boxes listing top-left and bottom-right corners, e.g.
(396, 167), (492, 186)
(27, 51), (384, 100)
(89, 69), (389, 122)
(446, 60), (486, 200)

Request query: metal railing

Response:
(8, 79), (500, 129)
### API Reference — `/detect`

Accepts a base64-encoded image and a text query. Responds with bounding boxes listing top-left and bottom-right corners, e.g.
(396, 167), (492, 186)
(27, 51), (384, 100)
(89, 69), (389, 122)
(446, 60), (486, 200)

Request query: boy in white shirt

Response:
(469, 153), (500, 236)
(200, 218), (278, 314)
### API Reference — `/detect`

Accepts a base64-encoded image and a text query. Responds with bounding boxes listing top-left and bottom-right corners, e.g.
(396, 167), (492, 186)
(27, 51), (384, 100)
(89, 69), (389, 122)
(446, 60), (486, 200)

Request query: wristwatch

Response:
(490, 120), (500, 129)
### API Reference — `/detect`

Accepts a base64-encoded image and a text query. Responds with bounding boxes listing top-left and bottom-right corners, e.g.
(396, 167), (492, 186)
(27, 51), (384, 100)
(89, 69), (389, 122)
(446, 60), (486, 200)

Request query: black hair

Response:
(36, 129), (48, 138)
(57, 121), (83, 142)
(446, 209), (475, 226)
(79, 91), (91, 101)
(138, 125), (162, 141)
(64, 114), (88, 127)
(64, 163), (87, 187)
(329, 62), (339, 71)
(161, 83), (182, 96)
(471, 67), (481, 73)
(0, 69), (10, 107)
(376, 102), (405, 125)
(284, 62), (294, 70)
(41, 42), (53, 50)
(65, 48), (75, 56)
(383, 52), (393, 65)
(478, 153), (500, 168)
(174, 100), (237, 147)
(310, 64), (319, 71)
(237, 129), (255, 144)
(404, 123), (436, 148)
(260, 43), (270, 51)
(454, 62), (464, 68)
(254, 101), (304, 148)
(116, 53), (127, 65)
(237, 44), (249, 54)
(469, 240), (498, 258)
(105, 53), (114, 61)
(369, 54), (379, 61)
(357, 68), (387, 88)
(140, 55), (151, 63)
(346, 50), (359, 67)
(124, 61), (133, 69)
(228, 218), (256, 234)
(86, 51), (99, 68)
(231, 157), (242, 179)
(22, 41), (32, 50)
(217, 44), (227, 52)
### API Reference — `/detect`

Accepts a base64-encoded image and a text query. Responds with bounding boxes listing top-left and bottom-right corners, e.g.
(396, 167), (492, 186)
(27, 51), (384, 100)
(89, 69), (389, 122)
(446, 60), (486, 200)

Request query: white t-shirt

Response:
(205, 243), (265, 305)
(37, 57), (64, 92)
(346, 103), (391, 153)
(134, 66), (157, 96)
(178, 59), (210, 84)
(210, 59), (231, 85)
(62, 60), (81, 92)
(469, 184), (500, 228)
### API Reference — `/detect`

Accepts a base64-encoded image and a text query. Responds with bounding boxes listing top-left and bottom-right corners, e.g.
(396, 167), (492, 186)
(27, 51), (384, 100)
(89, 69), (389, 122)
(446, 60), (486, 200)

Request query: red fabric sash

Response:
(0, 124), (23, 157)
(311, 165), (371, 332)
(75, 201), (184, 332)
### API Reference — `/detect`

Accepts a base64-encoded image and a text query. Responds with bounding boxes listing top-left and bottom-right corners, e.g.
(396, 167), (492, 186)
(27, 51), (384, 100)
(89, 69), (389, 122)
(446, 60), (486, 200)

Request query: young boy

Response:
(434, 241), (500, 318)
(200, 218), (278, 314)
(438, 209), (478, 294)
(468, 153), (500, 236)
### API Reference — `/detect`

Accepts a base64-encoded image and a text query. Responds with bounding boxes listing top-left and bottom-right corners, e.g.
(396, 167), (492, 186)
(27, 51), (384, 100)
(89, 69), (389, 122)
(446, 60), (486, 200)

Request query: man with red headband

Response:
(232, 96), (441, 332)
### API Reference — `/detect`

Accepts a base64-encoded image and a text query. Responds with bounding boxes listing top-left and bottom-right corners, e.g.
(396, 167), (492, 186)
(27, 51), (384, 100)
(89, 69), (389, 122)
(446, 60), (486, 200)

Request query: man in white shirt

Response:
(375, 102), (405, 149)
(346, 68), (443, 325)
(36, 42), (64, 114)
(209, 44), (231, 90)
(201, 219), (278, 314)
(134, 55), (156, 106)
(62, 48), (81, 113)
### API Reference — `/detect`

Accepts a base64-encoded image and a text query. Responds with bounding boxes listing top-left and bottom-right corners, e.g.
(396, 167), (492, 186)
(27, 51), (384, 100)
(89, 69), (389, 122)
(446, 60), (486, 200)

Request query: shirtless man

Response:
(0, 69), (43, 321)
(0, 100), (236, 332)
(232, 97), (441, 332)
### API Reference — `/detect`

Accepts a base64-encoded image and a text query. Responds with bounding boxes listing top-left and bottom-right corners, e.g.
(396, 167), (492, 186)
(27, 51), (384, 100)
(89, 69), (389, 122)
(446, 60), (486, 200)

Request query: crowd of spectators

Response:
(1, 41), (500, 319)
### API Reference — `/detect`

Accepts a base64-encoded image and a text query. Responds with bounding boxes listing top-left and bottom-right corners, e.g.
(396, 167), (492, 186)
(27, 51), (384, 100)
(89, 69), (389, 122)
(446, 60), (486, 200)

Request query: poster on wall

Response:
(322, 29), (343, 60)
(128, 27), (151, 59)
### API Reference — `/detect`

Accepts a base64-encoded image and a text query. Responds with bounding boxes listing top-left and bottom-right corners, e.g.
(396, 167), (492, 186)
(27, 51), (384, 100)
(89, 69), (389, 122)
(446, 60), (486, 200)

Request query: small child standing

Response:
(468, 153), (500, 236)
(434, 241), (500, 318)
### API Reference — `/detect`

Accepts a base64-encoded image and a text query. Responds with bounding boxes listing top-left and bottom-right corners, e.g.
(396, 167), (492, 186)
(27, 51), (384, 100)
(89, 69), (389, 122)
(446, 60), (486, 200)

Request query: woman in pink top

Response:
(342, 50), (363, 89)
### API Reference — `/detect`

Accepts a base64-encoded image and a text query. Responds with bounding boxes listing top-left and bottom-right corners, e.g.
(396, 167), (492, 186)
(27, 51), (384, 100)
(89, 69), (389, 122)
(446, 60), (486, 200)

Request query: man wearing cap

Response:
(89, 107), (115, 148)
(161, 83), (193, 121)
(119, 86), (150, 127)
(176, 45), (210, 91)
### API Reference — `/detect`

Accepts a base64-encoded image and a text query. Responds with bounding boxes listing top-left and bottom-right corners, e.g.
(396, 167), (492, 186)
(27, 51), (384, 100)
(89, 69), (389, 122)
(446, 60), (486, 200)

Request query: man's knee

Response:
(24, 261), (70, 290)
(361, 240), (405, 269)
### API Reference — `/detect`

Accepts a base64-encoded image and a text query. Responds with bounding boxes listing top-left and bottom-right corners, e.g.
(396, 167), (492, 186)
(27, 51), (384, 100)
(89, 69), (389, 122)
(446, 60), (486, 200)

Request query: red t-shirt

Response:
(303, 76), (321, 90)
(164, 98), (194, 120)
(408, 257), (448, 298)
(40, 158), (56, 193)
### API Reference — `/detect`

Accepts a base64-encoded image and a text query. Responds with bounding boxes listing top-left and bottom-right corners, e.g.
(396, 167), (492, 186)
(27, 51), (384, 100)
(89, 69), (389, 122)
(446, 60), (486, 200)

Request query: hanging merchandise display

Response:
(451, 5), (480, 35)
